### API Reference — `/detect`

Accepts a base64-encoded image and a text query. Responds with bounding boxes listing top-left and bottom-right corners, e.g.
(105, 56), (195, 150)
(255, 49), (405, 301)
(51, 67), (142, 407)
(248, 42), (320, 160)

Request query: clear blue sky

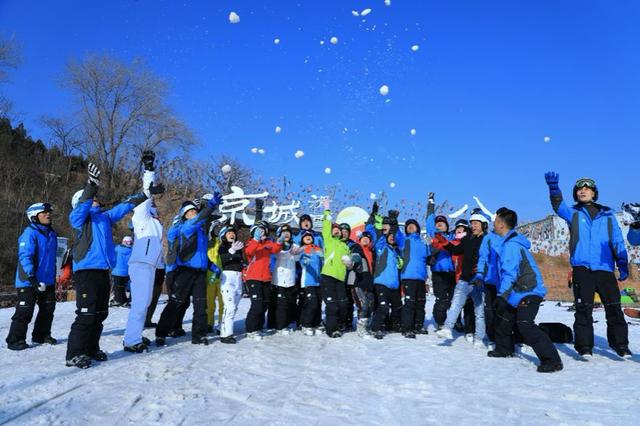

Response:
(1, 0), (639, 221)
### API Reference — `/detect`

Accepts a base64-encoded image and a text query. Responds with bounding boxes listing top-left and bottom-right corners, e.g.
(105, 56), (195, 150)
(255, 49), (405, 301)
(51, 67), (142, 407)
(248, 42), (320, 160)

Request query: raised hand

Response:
(544, 171), (560, 191)
(87, 162), (101, 186)
(149, 182), (165, 195)
(142, 150), (156, 171)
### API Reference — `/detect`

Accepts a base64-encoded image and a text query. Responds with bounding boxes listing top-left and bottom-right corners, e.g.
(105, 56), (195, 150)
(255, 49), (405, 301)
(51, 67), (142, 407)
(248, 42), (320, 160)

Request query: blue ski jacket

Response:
(400, 232), (430, 281)
(112, 244), (132, 277)
(299, 245), (324, 287)
(176, 203), (216, 271)
(425, 213), (455, 273)
(476, 231), (503, 287)
(372, 235), (401, 289)
(15, 224), (58, 288)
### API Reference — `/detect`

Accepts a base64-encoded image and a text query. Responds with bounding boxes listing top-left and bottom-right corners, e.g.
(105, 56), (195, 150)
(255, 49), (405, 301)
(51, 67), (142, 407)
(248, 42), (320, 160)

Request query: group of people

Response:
(5, 151), (639, 374)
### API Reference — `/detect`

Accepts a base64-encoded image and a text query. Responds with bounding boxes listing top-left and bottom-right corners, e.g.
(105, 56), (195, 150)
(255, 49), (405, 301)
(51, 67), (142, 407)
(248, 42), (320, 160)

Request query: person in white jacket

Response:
(123, 151), (165, 353)
(272, 224), (303, 335)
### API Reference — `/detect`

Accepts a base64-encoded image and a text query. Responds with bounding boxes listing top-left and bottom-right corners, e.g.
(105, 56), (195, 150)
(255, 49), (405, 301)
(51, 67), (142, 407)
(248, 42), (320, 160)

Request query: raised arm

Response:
(545, 171), (572, 222)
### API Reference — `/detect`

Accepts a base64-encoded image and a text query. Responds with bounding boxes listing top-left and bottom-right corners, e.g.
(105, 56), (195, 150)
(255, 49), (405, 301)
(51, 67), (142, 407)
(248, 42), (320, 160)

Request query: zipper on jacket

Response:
(145, 239), (150, 256)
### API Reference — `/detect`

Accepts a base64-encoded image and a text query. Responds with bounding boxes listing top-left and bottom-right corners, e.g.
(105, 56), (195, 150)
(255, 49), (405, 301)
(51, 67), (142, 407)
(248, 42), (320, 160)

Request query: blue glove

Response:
(544, 172), (560, 194)
(207, 192), (223, 208)
(470, 273), (484, 286)
(253, 227), (265, 241)
(618, 264), (629, 281)
(208, 262), (221, 276)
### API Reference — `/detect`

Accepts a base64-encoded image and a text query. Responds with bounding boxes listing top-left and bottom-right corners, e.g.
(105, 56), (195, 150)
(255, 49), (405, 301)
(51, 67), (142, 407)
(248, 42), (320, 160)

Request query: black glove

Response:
(29, 276), (42, 292)
(142, 150), (156, 171)
(428, 192), (435, 202)
(371, 201), (379, 216)
(87, 162), (101, 186)
(388, 210), (400, 220)
(149, 182), (165, 195)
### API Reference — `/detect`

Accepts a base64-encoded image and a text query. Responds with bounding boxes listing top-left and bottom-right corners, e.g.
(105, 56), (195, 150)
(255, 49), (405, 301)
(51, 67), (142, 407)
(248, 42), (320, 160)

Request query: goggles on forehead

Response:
(575, 178), (596, 189)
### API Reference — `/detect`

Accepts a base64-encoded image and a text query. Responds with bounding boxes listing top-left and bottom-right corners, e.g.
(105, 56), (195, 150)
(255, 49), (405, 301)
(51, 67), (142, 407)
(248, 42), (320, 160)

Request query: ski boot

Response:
(66, 355), (91, 369)
(537, 362), (563, 373)
(91, 350), (108, 361)
(220, 336), (237, 344)
(192, 337), (209, 345)
(124, 342), (149, 353)
(7, 340), (29, 351)
(32, 335), (57, 345)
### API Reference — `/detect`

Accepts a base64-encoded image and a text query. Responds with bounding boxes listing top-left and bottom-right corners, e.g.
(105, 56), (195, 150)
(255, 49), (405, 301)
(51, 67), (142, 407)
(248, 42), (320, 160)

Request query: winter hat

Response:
(435, 215), (449, 231)
(331, 223), (340, 231)
(122, 236), (133, 247)
(180, 201), (198, 218)
(382, 216), (392, 225)
(26, 202), (53, 223)
(359, 231), (373, 242)
(301, 230), (315, 245)
(454, 219), (470, 230)
(299, 214), (313, 227)
(404, 218), (421, 234)
(573, 177), (598, 202)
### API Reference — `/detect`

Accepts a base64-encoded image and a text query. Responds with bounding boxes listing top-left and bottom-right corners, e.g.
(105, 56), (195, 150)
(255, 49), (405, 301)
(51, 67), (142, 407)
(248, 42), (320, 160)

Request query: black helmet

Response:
(454, 219), (469, 229)
(339, 223), (351, 233)
(404, 218), (421, 234)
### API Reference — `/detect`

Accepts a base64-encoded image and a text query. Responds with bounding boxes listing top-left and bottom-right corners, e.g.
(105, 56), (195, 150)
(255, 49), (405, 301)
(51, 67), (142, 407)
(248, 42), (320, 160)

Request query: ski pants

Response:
(432, 271), (455, 326)
(371, 284), (402, 332)
(123, 262), (155, 346)
(320, 275), (349, 335)
(484, 284), (498, 342)
(156, 267), (207, 340)
(275, 285), (299, 330)
(245, 280), (272, 333)
(220, 271), (242, 337)
(145, 268), (165, 325)
(353, 287), (375, 320)
(572, 266), (628, 352)
(495, 296), (561, 365)
(299, 286), (321, 328)
(444, 280), (486, 340)
(66, 269), (110, 360)
(401, 279), (427, 332)
(6, 286), (56, 344)
(112, 275), (129, 305)
(206, 274), (223, 328)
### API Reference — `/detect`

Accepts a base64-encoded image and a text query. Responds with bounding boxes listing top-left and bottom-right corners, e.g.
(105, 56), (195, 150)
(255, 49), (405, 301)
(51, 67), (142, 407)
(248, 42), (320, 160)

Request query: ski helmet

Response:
(277, 224), (292, 238)
(454, 219), (470, 230)
(573, 177), (598, 202)
(359, 231), (373, 242)
(218, 225), (237, 240)
(299, 214), (313, 227)
(250, 221), (269, 237)
(122, 236), (133, 247)
(180, 201), (198, 218)
(404, 218), (421, 234)
(469, 208), (490, 224)
(339, 223), (351, 233)
(26, 203), (53, 223)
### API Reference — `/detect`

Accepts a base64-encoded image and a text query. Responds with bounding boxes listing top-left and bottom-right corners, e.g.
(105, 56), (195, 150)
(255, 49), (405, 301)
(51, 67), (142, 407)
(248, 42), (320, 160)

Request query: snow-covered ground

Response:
(1, 297), (639, 425)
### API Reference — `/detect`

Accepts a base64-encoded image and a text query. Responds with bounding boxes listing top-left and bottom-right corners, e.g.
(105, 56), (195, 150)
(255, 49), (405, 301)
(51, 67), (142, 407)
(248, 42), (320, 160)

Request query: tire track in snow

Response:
(0, 384), (85, 425)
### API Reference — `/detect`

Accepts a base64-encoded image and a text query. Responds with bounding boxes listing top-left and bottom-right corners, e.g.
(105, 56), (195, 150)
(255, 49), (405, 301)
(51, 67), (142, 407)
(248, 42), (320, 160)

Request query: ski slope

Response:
(1, 297), (639, 425)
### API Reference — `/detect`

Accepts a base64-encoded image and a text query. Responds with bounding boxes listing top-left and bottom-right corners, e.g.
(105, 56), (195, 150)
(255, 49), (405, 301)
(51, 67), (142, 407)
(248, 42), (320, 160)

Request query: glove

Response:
(428, 192), (435, 204)
(544, 171), (560, 192)
(207, 192), (223, 208)
(208, 262), (221, 276)
(388, 210), (400, 221)
(341, 255), (353, 268)
(374, 214), (383, 230)
(29, 276), (45, 292)
(149, 182), (165, 195)
(618, 264), (629, 282)
(141, 150), (156, 171)
(396, 257), (404, 270)
(229, 241), (244, 255)
(470, 273), (484, 286)
(371, 201), (379, 216)
(253, 227), (265, 241)
(87, 162), (101, 186)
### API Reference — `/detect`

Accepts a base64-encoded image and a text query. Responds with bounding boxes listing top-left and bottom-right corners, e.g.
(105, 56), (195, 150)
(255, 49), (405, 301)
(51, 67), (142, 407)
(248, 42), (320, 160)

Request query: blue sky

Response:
(1, 0), (639, 221)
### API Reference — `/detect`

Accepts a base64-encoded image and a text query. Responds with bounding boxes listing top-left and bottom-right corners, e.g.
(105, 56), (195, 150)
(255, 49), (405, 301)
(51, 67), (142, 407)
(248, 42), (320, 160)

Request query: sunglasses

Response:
(575, 178), (596, 189)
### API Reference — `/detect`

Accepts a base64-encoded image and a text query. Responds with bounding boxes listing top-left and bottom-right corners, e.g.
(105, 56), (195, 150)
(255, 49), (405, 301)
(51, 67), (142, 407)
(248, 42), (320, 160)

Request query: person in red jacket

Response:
(244, 221), (282, 340)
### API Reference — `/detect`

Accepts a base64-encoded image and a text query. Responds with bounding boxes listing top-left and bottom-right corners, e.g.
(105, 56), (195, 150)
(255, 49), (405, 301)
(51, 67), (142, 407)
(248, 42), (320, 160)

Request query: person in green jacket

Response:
(320, 199), (352, 338)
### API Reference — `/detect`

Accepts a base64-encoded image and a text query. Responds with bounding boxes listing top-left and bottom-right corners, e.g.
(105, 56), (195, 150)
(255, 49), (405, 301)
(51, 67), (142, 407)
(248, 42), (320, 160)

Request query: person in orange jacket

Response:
(243, 221), (282, 340)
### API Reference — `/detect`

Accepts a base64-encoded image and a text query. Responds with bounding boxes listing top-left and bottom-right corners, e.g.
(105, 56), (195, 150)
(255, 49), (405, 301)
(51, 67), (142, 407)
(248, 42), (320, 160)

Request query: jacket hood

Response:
(505, 230), (531, 250)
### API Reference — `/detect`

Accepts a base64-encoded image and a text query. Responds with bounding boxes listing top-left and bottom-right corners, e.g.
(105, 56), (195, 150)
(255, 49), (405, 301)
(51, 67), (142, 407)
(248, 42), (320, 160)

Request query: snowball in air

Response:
(330, 36), (338, 45)
(258, 148), (265, 155)
(411, 44), (420, 52)
(324, 167), (332, 174)
(274, 38), (281, 45)
(410, 128), (417, 136)
(379, 85), (389, 96)
(250, 147), (258, 154)
(370, 193), (377, 200)
(352, 10), (360, 17)
(385, 0), (391, 6)
(221, 164), (232, 174)
(389, 182), (396, 188)
(275, 126), (282, 134)
(361, 8), (372, 16)
(320, 40), (325, 45)
(544, 136), (551, 143)
(294, 150), (305, 159)
(228, 12), (240, 24)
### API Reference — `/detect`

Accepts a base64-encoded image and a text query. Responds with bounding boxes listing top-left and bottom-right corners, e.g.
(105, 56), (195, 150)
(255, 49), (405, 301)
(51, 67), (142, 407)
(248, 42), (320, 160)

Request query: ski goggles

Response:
(575, 178), (596, 189)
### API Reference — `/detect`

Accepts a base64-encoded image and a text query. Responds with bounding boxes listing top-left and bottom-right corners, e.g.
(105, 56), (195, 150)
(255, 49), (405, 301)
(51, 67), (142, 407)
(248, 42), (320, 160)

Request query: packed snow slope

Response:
(1, 297), (639, 425)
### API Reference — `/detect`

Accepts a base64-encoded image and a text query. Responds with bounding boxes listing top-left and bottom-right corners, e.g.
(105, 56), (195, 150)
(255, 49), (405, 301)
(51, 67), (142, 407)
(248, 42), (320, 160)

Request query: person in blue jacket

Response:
(399, 218), (430, 338)
(155, 193), (223, 347)
(425, 192), (457, 329)
(488, 207), (563, 373)
(65, 163), (147, 369)
(111, 236), (133, 307)
(622, 203), (640, 246)
(369, 227), (403, 340)
(545, 172), (631, 358)
(298, 231), (324, 335)
(6, 203), (58, 351)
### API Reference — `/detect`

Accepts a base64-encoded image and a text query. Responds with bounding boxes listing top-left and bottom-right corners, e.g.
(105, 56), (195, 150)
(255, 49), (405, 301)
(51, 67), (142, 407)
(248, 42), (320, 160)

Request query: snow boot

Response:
(220, 336), (237, 344)
(168, 328), (186, 338)
(329, 330), (343, 338)
(436, 327), (453, 339)
(537, 362), (563, 373)
(32, 336), (57, 345)
(576, 347), (593, 358)
(155, 337), (166, 347)
(192, 337), (209, 345)
(7, 340), (29, 351)
(91, 350), (108, 361)
(403, 331), (416, 339)
(356, 319), (371, 338)
(614, 346), (632, 358)
(374, 331), (384, 340)
(66, 355), (91, 369)
(124, 342), (149, 353)
(415, 327), (429, 335)
(487, 350), (514, 358)
(302, 327), (315, 336)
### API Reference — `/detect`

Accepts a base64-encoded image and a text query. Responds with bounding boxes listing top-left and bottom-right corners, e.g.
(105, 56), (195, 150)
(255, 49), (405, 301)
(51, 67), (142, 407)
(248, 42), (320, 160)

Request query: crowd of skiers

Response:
(5, 151), (639, 374)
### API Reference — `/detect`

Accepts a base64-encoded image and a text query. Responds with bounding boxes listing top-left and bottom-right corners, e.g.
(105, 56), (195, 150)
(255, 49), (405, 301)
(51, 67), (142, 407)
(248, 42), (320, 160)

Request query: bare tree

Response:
(0, 34), (21, 118)
(61, 54), (194, 188)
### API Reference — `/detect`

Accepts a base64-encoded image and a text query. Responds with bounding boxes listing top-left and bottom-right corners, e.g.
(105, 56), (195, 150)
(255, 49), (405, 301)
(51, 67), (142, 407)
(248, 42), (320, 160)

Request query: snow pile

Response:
(0, 299), (638, 424)
(294, 150), (304, 159)
(228, 12), (240, 24)
(379, 84), (389, 96)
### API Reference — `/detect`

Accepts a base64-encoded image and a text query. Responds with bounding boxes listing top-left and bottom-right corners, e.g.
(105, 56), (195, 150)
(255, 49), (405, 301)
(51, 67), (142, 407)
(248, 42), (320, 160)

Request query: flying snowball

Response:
(385, 0), (391, 6)
(330, 36), (338, 45)
(274, 38), (281, 45)
(410, 128), (417, 136)
(361, 8), (372, 16)
(324, 167), (332, 174)
(221, 164), (232, 174)
(275, 126), (282, 134)
(411, 44), (420, 52)
(543, 136), (551, 143)
(352, 10), (360, 17)
(294, 150), (305, 159)
(250, 147), (258, 154)
(320, 40), (325, 45)
(379, 85), (389, 96)
(389, 182), (396, 188)
(370, 193), (377, 200)
(258, 148), (265, 155)
(228, 12), (240, 24)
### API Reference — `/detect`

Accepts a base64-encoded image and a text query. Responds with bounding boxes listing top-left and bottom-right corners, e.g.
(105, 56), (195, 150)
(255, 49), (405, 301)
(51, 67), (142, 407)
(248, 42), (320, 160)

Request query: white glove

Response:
(229, 241), (244, 254)
(341, 255), (353, 268)
(38, 282), (46, 292)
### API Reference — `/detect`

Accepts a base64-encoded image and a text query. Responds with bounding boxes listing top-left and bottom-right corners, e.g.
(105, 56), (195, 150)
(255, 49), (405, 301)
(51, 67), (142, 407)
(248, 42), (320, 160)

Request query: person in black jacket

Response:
(217, 225), (245, 344)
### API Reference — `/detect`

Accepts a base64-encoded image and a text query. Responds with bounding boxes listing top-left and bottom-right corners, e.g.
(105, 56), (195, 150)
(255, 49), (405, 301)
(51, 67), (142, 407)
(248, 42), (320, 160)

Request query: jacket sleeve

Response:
(181, 203), (214, 238)
(106, 193), (148, 224)
(244, 239), (258, 258)
(611, 219), (629, 271)
(498, 243), (521, 297)
(69, 182), (99, 230)
(322, 210), (332, 242)
(476, 236), (490, 277)
(268, 242), (283, 254)
(365, 223), (378, 246)
(131, 198), (153, 230)
(425, 214), (436, 238)
(549, 189), (572, 222)
(395, 229), (406, 251)
(17, 230), (37, 278)
(443, 237), (466, 255)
